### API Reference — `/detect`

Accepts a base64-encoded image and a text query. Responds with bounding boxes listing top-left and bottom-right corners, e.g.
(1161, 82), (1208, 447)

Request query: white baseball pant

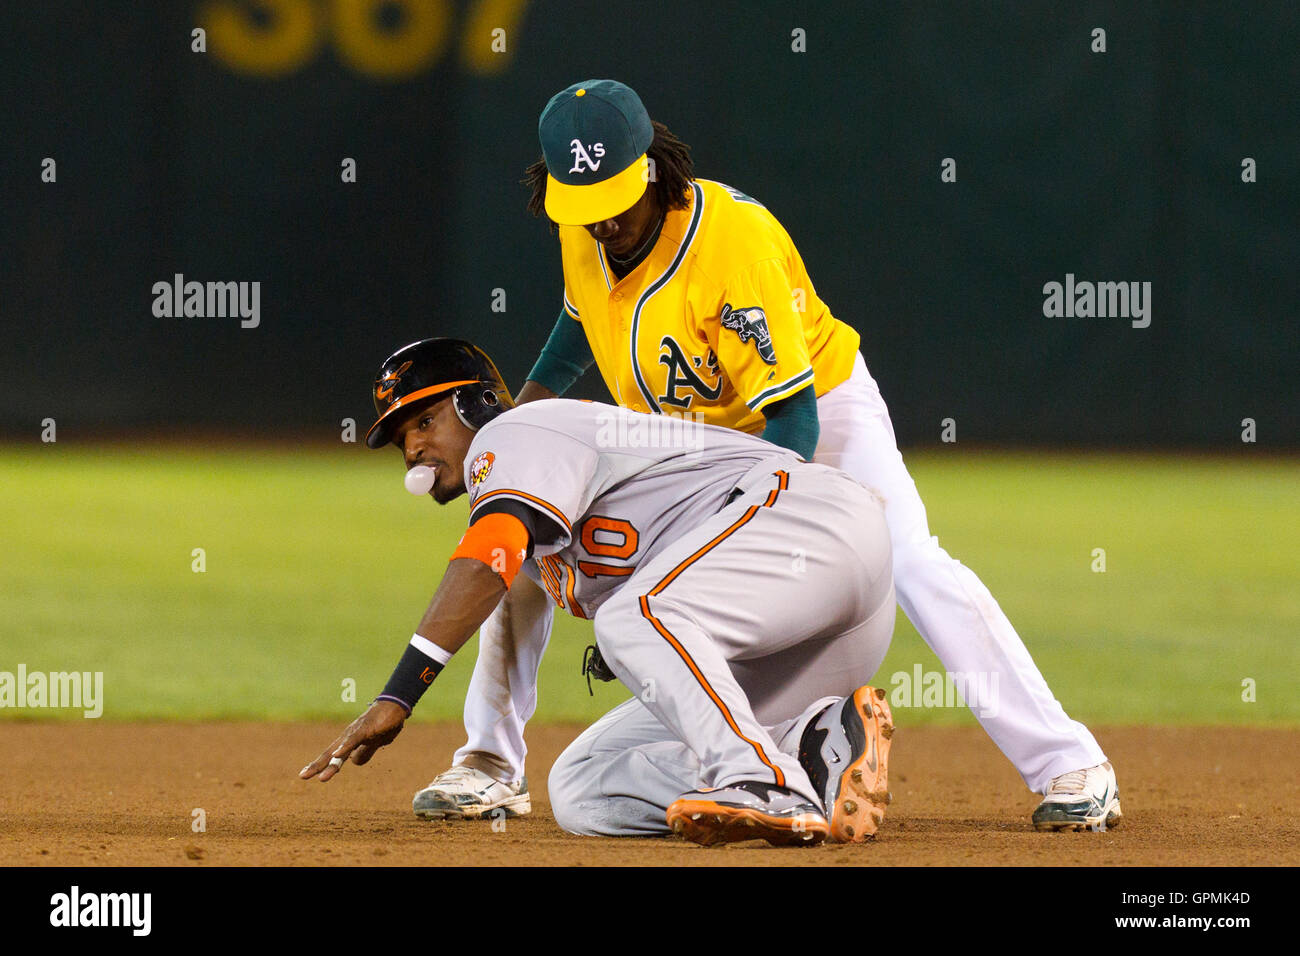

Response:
(813, 351), (1106, 791)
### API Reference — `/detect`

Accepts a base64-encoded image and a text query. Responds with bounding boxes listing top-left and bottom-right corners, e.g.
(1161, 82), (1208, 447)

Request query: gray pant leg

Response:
(548, 697), (698, 836)
(548, 695), (844, 836)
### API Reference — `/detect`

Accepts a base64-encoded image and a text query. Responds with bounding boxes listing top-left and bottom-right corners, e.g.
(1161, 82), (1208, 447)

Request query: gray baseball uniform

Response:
(454, 399), (895, 833)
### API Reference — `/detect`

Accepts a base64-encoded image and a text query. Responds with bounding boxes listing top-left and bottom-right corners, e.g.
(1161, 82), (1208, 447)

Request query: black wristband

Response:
(380, 644), (445, 712)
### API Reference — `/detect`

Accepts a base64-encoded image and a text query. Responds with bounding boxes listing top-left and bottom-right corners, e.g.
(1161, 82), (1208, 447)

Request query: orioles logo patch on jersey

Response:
(720, 304), (777, 365)
(470, 451), (495, 486)
(375, 360), (413, 404)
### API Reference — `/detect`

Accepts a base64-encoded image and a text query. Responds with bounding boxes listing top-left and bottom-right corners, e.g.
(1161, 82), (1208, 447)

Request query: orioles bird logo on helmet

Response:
(375, 361), (414, 405)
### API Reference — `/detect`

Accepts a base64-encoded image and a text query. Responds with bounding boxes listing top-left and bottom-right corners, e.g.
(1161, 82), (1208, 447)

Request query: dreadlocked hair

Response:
(524, 120), (695, 227)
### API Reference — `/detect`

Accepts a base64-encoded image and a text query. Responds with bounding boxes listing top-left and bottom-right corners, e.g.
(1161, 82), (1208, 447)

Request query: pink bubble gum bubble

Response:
(404, 465), (436, 496)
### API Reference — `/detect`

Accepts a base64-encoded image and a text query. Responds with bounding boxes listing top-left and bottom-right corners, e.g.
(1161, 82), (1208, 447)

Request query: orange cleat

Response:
(799, 685), (894, 842)
(667, 782), (829, 847)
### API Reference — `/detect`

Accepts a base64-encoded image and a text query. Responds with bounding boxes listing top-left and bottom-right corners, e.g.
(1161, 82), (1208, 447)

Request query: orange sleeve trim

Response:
(451, 513), (530, 589)
(472, 489), (572, 534)
(564, 562), (588, 619)
(536, 554), (564, 605)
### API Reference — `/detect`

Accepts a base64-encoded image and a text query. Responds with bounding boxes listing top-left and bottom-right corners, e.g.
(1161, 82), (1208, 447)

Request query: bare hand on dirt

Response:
(299, 700), (407, 782)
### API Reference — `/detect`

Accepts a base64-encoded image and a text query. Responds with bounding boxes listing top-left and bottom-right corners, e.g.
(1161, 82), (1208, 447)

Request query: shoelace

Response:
(431, 766), (480, 787)
(1049, 769), (1089, 794)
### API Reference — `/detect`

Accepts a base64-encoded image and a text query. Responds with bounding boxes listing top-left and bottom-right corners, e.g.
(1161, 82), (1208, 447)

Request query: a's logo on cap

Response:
(375, 360), (413, 404)
(569, 139), (605, 174)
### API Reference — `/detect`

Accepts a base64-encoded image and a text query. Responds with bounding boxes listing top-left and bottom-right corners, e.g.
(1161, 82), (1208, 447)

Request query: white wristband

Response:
(411, 633), (454, 666)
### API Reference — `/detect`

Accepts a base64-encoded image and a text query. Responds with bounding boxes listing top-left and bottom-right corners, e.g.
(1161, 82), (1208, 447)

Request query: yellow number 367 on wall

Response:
(198, 0), (528, 80)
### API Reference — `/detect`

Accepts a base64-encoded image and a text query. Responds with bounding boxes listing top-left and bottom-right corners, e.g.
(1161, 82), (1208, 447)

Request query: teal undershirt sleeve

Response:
(526, 311), (596, 396)
(759, 384), (820, 460)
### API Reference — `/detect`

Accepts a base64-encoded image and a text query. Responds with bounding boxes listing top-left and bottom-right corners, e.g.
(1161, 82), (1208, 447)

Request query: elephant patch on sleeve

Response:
(720, 304), (777, 365)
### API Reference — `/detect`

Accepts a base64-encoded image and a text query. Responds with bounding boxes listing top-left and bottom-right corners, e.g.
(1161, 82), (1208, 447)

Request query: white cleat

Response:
(1032, 761), (1122, 832)
(412, 766), (531, 820)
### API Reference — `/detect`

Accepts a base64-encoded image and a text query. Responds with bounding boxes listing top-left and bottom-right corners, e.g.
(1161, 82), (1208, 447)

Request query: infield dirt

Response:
(2, 723), (1296, 866)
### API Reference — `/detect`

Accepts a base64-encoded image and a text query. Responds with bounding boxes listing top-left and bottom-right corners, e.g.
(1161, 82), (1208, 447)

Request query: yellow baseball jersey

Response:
(558, 178), (861, 434)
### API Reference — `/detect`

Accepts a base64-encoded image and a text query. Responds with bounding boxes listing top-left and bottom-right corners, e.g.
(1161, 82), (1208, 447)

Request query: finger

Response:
(319, 754), (347, 781)
(301, 751), (342, 781)
(299, 747), (336, 780)
(301, 709), (400, 780)
(299, 733), (348, 780)
(353, 717), (404, 766)
(321, 733), (366, 780)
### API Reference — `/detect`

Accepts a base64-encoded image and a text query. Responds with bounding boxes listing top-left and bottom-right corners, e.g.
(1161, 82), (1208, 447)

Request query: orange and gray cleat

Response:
(798, 685), (895, 842)
(666, 782), (829, 847)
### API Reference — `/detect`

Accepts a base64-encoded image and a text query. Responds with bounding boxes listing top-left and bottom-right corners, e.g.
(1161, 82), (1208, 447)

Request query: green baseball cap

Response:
(539, 79), (654, 226)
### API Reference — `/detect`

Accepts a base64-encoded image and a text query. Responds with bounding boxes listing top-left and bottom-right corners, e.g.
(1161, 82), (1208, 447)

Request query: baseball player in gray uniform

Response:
(300, 337), (897, 845)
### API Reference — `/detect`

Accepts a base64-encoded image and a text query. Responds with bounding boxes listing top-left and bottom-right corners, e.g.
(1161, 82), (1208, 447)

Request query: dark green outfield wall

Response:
(5, 1), (1297, 445)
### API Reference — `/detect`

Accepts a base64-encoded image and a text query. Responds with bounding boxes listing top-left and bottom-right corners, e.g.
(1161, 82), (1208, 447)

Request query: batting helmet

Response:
(365, 338), (514, 449)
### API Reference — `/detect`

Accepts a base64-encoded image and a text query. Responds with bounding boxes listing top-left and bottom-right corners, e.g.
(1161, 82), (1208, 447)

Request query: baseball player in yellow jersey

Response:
(301, 337), (898, 847)
(423, 79), (1121, 833)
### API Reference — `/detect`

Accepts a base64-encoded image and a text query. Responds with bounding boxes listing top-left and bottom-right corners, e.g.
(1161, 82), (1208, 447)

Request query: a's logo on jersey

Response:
(568, 139), (606, 174)
(720, 304), (777, 365)
(375, 360), (413, 404)
(470, 451), (495, 486)
(657, 337), (724, 408)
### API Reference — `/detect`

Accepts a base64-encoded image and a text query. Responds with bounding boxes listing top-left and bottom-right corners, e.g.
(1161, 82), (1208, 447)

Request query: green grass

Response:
(1, 444), (1295, 726)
